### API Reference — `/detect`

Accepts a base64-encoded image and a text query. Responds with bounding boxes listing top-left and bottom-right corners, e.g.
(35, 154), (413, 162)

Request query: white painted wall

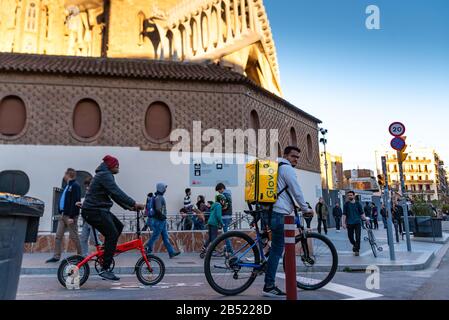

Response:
(0, 145), (322, 232)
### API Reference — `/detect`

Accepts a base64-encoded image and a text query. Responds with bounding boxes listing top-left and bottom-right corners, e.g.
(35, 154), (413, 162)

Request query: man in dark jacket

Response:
(145, 183), (180, 258)
(81, 155), (145, 281)
(332, 202), (343, 232)
(315, 197), (328, 235)
(342, 191), (366, 256)
(46, 168), (82, 263)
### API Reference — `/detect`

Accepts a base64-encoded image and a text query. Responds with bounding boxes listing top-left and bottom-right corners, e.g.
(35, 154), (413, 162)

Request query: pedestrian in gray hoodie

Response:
(145, 183), (181, 258)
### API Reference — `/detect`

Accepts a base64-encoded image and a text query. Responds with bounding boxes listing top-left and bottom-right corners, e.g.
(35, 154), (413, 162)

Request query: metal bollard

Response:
(284, 215), (297, 300)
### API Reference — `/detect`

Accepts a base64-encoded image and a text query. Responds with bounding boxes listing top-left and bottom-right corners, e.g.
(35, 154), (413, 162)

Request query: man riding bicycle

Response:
(81, 155), (145, 281)
(262, 146), (314, 297)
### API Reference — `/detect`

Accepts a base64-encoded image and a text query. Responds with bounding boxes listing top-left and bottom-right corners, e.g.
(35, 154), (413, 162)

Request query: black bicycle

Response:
(363, 217), (383, 258)
(203, 208), (338, 296)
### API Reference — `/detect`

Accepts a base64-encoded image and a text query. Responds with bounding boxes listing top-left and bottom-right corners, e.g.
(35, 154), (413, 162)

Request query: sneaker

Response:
(99, 270), (120, 281)
(169, 251), (181, 259)
(45, 257), (60, 263)
(262, 285), (286, 298)
(354, 251), (360, 257)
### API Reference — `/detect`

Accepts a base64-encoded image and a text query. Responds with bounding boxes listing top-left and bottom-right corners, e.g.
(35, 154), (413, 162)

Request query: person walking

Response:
(81, 155), (145, 281)
(78, 176), (102, 256)
(216, 183), (232, 252)
(332, 202), (343, 232)
(315, 197), (328, 235)
(342, 191), (366, 256)
(46, 168), (82, 263)
(200, 194), (225, 256)
(371, 202), (379, 230)
(262, 146), (314, 297)
(145, 183), (181, 258)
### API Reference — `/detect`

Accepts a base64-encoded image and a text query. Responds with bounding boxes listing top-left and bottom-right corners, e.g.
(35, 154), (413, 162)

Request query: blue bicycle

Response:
(203, 208), (338, 296)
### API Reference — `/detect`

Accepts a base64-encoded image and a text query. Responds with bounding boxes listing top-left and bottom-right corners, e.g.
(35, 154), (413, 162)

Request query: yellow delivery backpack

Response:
(245, 160), (279, 204)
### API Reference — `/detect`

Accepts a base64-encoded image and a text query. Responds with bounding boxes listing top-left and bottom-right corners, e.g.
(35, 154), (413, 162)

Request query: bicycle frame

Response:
(75, 211), (153, 271)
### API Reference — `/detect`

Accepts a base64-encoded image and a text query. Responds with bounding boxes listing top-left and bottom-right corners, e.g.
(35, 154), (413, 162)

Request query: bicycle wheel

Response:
(283, 232), (338, 290)
(368, 231), (378, 258)
(204, 231), (261, 296)
(135, 254), (165, 286)
(57, 255), (90, 288)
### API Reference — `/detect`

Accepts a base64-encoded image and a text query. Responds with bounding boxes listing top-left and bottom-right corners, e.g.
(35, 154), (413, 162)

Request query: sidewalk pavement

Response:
(21, 224), (449, 275)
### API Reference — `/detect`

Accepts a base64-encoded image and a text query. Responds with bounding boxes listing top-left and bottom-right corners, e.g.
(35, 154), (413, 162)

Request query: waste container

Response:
(0, 192), (44, 300)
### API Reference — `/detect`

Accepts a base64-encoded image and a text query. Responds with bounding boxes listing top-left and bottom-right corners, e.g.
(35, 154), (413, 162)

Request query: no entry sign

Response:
(389, 122), (406, 137)
(391, 136), (406, 151)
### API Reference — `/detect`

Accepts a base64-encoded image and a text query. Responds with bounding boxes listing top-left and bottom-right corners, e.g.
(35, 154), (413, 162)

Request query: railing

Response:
(114, 211), (251, 233)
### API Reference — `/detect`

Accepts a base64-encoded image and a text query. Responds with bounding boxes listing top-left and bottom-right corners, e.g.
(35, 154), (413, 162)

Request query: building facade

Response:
(375, 147), (449, 201)
(343, 169), (379, 192)
(0, 53), (322, 232)
(0, 0), (282, 96)
(320, 152), (344, 190)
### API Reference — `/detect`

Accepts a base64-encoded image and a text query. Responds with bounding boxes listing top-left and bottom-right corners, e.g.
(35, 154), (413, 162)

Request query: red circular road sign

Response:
(389, 122), (406, 136)
(391, 136), (406, 151)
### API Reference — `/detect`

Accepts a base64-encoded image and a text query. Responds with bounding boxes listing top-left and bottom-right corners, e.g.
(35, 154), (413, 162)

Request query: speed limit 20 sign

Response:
(389, 122), (406, 137)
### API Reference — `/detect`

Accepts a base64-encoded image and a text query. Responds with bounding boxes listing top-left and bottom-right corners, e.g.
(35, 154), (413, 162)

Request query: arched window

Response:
(72, 99), (101, 139)
(25, 2), (38, 32)
(0, 170), (30, 196)
(249, 110), (260, 130)
(306, 134), (313, 162)
(290, 127), (297, 147)
(0, 96), (26, 137)
(145, 102), (172, 141)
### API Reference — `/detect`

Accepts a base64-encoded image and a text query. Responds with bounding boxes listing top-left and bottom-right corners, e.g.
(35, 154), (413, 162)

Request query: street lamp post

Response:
(320, 128), (331, 212)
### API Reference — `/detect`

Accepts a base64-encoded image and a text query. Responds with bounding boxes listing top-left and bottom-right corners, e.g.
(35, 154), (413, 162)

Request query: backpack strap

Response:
(276, 162), (299, 217)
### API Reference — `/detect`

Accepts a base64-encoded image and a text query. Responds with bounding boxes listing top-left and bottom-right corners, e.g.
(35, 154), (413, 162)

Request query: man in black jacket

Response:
(332, 202), (343, 232)
(46, 168), (82, 263)
(81, 155), (145, 281)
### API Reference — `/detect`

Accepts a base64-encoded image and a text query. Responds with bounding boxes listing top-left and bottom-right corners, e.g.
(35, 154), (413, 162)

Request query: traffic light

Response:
(377, 174), (385, 189)
(398, 136), (408, 163)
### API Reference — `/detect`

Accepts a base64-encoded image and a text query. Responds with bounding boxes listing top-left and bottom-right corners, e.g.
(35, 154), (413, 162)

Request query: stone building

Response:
(0, 1), (323, 251)
(0, 0), (281, 95)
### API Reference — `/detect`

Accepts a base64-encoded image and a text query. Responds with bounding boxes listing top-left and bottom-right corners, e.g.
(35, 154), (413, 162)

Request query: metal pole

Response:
(382, 156), (396, 260)
(284, 215), (298, 300)
(397, 151), (412, 252)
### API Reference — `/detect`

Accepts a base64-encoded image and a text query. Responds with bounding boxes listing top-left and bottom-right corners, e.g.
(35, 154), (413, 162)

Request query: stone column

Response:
(233, 0), (240, 38)
(248, 0), (255, 31)
(240, 0), (247, 33)
(214, 3), (223, 47)
(224, 0), (233, 41)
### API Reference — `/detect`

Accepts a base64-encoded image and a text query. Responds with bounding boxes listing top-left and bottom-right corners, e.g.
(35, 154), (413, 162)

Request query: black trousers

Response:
(317, 218), (327, 234)
(334, 216), (341, 230)
(347, 223), (362, 252)
(81, 209), (124, 270)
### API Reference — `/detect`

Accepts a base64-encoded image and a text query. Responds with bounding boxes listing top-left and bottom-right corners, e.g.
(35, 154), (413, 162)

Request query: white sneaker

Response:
(262, 286), (286, 298)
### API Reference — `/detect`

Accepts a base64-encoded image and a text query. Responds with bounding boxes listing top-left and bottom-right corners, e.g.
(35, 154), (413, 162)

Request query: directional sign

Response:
(389, 122), (406, 137)
(391, 136), (406, 151)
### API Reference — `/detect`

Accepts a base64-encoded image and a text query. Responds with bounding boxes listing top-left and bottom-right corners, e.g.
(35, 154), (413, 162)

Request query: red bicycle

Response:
(57, 210), (165, 288)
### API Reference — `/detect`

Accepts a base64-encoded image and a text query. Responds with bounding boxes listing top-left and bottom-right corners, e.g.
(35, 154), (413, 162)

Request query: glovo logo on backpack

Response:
(245, 160), (279, 204)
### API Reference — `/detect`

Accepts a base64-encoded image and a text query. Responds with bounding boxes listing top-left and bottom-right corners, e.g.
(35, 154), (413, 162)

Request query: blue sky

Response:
(264, 0), (449, 171)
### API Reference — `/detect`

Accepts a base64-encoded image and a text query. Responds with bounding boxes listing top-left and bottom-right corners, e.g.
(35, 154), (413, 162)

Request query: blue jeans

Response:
(145, 219), (175, 256)
(80, 219), (102, 256)
(222, 215), (233, 251)
(263, 211), (285, 287)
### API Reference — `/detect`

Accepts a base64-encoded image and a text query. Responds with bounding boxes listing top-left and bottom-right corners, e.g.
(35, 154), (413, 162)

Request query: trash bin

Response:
(0, 192), (44, 300)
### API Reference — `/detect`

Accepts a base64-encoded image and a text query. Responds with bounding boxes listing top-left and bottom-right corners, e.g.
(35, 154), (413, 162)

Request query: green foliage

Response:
(412, 203), (433, 217)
